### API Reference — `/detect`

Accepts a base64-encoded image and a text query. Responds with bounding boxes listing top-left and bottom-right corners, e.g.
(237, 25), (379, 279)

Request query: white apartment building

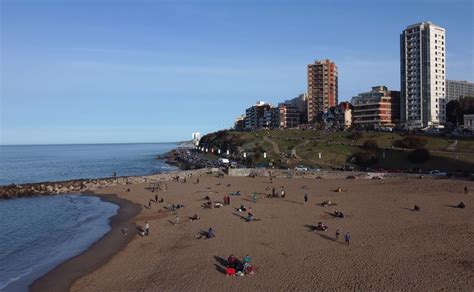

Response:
(400, 21), (446, 128)
(446, 80), (474, 102)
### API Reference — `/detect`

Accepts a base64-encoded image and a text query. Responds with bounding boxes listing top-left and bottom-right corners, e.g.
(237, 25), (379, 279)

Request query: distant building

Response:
(464, 114), (474, 130)
(279, 93), (308, 128)
(279, 103), (301, 128)
(307, 59), (338, 123)
(245, 101), (271, 129)
(339, 102), (353, 128)
(446, 80), (474, 102)
(234, 115), (246, 131)
(400, 21), (446, 128)
(244, 101), (279, 130)
(191, 132), (201, 146)
(351, 86), (400, 129)
(322, 102), (353, 129)
(263, 107), (280, 128)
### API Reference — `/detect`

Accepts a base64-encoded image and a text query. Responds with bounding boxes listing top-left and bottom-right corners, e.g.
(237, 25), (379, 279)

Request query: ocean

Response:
(0, 195), (119, 291)
(0, 143), (178, 291)
(0, 143), (178, 185)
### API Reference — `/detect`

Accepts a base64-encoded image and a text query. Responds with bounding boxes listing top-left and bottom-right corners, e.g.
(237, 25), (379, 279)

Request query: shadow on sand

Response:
(284, 200), (304, 205)
(214, 256), (227, 274)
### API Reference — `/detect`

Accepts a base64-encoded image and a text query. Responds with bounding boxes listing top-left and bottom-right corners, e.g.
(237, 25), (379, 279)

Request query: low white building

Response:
(464, 114), (474, 130)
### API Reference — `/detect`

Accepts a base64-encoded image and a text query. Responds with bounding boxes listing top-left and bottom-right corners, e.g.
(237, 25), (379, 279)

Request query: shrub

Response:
(408, 148), (430, 163)
(394, 136), (428, 149)
(347, 131), (363, 141)
(352, 151), (378, 166)
(362, 140), (379, 151)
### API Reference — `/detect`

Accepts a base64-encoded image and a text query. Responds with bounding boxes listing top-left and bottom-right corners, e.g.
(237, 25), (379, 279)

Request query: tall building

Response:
(400, 21), (446, 128)
(307, 59), (338, 123)
(351, 86), (400, 129)
(446, 80), (474, 102)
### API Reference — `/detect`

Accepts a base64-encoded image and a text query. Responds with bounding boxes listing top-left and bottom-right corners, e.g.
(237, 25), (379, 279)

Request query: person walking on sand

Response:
(145, 221), (150, 236)
(197, 177), (200, 184)
(253, 192), (257, 203)
(281, 188), (285, 199)
(304, 193), (308, 205)
(344, 232), (351, 245)
(155, 194), (158, 203)
(335, 229), (340, 241)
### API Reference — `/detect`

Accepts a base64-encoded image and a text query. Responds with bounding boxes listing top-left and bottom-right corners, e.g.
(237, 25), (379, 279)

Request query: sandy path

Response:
(71, 176), (474, 291)
(263, 136), (281, 154)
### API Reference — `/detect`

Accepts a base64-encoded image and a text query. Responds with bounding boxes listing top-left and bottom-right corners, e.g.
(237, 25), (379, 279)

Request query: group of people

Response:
(321, 200), (332, 207)
(333, 209), (344, 218)
(315, 222), (328, 231)
(226, 254), (255, 277)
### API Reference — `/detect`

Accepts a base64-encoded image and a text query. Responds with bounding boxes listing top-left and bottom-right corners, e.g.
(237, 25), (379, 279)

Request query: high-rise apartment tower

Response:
(307, 59), (338, 123)
(400, 21), (446, 128)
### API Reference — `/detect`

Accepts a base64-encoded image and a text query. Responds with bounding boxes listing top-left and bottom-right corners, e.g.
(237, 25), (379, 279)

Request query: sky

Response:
(1, 0), (473, 145)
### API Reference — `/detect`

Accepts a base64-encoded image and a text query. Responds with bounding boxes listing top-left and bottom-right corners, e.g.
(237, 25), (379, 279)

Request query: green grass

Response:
(200, 129), (474, 171)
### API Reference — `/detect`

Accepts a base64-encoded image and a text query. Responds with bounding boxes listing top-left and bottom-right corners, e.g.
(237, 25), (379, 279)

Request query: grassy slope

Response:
(200, 129), (474, 172)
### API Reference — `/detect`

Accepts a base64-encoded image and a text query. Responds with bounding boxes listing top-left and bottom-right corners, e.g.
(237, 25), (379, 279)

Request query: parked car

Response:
(429, 170), (447, 177)
(343, 165), (354, 171)
(294, 165), (308, 171)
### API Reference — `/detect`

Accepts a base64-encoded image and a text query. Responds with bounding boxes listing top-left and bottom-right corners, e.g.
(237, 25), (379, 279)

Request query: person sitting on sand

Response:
(315, 222), (328, 231)
(204, 196), (211, 200)
(247, 207), (253, 217)
(215, 202), (223, 208)
(457, 201), (466, 209)
(281, 189), (286, 198)
(226, 266), (236, 277)
(242, 255), (252, 265)
(333, 209), (344, 218)
(190, 214), (200, 221)
(335, 187), (343, 192)
(321, 200), (332, 207)
(158, 198), (164, 203)
(243, 263), (255, 276)
(414, 205), (420, 211)
(227, 254), (237, 268)
(206, 228), (215, 238)
(247, 213), (255, 221)
(238, 204), (246, 212)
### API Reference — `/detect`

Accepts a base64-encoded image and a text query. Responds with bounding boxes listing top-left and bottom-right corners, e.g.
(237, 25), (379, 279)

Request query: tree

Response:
(394, 136), (427, 149)
(362, 140), (379, 151)
(446, 96), (474, 126)
(408, 148), (430, 163)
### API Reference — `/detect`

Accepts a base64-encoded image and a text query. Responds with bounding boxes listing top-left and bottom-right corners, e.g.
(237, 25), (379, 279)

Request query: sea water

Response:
(0, 143), (178, 185)
(0, 194), (119, 292)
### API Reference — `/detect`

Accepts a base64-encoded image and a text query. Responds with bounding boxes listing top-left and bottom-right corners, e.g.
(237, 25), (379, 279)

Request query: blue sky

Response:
(1, 0), (473, 145)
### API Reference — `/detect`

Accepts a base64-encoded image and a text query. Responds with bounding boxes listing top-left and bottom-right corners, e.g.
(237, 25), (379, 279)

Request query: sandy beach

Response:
(39, 174), (474, 291)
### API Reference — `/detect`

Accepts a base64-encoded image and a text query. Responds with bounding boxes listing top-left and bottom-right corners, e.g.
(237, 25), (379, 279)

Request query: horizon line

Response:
(0, 141), (190, 147)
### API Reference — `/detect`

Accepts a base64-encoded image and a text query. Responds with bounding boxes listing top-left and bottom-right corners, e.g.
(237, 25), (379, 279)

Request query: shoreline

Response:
(29, 192), (141, 292)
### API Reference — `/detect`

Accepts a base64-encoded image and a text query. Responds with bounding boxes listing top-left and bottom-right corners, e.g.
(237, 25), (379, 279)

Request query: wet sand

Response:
(42, 175), (474, 291)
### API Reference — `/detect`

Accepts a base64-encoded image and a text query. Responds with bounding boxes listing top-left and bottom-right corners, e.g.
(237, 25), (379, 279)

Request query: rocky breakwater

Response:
(165, 148), (211, 170)
(0, 169), (211, 200)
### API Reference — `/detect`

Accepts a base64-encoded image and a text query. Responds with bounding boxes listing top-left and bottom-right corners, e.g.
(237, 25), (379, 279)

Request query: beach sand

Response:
(47, 175), (474, 291)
